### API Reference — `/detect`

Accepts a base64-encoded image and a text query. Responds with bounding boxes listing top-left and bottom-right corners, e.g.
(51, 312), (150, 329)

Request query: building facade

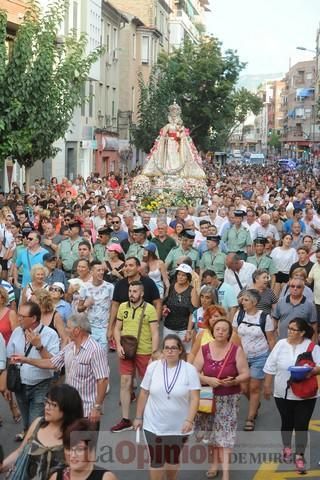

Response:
(281, 60), (320, 159)
(168, 0), (208, 50)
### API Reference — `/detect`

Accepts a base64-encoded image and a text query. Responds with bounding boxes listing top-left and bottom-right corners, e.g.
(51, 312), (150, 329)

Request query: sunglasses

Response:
(112, 221), (120, 224)
(27, 237), (35, 241)
(49, 287), (63, 293)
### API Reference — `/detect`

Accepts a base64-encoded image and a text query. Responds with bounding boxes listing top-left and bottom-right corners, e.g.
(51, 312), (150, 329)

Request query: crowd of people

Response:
(0, 165), (319, 478)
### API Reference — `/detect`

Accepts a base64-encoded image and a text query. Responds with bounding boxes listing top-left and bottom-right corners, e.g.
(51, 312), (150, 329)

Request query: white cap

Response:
(176, 263), (193, 274)
(52, 282), (65, 293)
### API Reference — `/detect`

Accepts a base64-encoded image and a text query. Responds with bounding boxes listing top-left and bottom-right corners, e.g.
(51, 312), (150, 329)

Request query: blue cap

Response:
(144, 243), (157, 253)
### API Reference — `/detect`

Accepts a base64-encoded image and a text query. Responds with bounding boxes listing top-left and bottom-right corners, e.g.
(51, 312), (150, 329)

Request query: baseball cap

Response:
(52, 282), (65, 293)
(176, 263), (193, 274)
(43, 253), (57, 262)
(144, 243), (157, 253)
(107, 243), (123, 254)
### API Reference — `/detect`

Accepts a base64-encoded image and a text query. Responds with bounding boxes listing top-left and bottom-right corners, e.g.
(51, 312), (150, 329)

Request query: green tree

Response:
(0, 0), (103, 188)
(268, 130), (281, 152)
(132, 38), (262, 153)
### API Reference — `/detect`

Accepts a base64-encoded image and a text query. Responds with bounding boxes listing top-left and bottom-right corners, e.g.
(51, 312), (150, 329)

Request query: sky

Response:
(207, 0), (320, 75)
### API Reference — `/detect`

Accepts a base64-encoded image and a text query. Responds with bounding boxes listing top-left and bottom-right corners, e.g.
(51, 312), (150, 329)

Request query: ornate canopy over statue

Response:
(143, 102), (206, 180)
(132, 102), (208, 211)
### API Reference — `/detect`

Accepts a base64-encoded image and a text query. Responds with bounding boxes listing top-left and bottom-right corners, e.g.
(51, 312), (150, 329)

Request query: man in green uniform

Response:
(150, 220), (176, 261)
(165, 229), (199, 277)
(93, 226), (114, 262)
(126, 223), (159, 261)
(247, 237), (278, 288)
(199, 235), (226, 280)
(58, 221), (82, 278)
(222, 210), (252, 260)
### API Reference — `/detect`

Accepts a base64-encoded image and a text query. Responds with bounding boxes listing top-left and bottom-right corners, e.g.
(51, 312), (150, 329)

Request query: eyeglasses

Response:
(288, 327), (301, 332)
(18, 313), (32, 318)
(27, 237), (35, 241)
(163, 346), (180, 351)
(66, 445), (88, 456)
(290, 285), (303, 289)
(44, 397), (59, 409)
(49, 287), (63, 293)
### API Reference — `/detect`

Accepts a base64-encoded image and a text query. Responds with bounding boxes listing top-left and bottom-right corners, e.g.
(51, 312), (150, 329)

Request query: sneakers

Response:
(282, 447), (292, 463)
(295, 456), (306, 474)
(111, 418), (133, 433)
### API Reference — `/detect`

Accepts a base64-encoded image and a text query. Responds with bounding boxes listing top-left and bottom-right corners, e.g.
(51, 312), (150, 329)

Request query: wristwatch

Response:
(93, 403), (102, 411)
(36, 345), (44, 352)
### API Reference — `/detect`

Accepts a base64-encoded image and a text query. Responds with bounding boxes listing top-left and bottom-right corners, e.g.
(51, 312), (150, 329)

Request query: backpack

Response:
(285, 342), (318, 399)
(236, 308), (268, 340)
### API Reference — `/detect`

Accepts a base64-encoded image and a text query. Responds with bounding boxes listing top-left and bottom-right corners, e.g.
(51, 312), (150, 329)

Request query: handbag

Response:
(285, 342), (318, 399)
(6, 443), (31, 480)
(7, 326), (44, 393)
(120, 303), (147, 360)
(198, 344), (234, 415)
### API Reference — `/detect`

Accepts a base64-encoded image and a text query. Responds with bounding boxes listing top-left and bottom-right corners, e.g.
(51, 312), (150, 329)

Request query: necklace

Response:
(163, 360), (182, 399)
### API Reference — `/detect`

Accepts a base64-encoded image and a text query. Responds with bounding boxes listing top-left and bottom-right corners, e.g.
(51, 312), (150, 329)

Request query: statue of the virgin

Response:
(143, 102), (206, 179)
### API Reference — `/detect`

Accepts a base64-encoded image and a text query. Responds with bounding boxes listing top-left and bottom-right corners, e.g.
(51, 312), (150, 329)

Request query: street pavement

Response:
(0, 349), (320, 479)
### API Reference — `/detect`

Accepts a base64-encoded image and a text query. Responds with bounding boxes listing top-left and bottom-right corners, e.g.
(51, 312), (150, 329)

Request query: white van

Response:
(249, 153), (265, 166)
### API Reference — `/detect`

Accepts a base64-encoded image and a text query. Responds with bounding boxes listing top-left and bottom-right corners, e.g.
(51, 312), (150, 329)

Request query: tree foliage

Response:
(0, 0), (103, 180)
(132, 38), (262, 153)
(268, 130), (281, 151)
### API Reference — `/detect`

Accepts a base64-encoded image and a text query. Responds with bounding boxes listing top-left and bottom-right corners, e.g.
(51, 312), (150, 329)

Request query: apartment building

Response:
(168, 0), (209, 50)
(281, 60), (320, 159)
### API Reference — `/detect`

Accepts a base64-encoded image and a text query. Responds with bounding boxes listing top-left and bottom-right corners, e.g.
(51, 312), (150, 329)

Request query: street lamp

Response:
(296, 46), (316, 53)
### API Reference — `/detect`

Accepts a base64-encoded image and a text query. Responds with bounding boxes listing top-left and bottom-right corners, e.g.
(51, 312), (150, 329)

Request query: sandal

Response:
(243, 419), (255, 431)
(15, 431), (25, 442)
(206, 470), (218, 478)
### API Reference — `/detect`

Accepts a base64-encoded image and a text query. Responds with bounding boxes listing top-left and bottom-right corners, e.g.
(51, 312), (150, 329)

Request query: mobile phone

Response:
(0, 444), (4, 464)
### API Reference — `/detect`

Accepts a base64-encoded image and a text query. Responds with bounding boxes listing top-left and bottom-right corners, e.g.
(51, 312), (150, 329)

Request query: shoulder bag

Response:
(198, 343), (235, 415)
(7, 326), (44, 393)
(120, 303), (147, 360)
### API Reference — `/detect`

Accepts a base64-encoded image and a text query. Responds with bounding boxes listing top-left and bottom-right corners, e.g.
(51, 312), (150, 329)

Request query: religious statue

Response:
(143, 102), (206, 180)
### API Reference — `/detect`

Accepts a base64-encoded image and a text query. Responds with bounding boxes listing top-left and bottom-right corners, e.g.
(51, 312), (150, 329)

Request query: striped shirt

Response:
(7, 324), (59, 385)
(51, 335), (109, 416)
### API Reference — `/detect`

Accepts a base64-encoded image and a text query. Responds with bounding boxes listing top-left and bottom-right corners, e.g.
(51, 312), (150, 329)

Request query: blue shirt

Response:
(55, 300), (72, 325)
(16, 247), (48, 287)
(283, 219), (306, 234)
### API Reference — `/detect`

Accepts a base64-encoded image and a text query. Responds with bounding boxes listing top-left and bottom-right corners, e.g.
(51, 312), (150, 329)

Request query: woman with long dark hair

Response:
(0, 384), (84, 479)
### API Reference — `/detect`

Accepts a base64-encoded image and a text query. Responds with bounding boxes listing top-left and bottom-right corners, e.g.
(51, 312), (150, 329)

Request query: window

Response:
(131, 86), (135, 113)
(113, 27), (118, 59)
(132, 33), (136, 59)
(306, 72), (313, 81)
(141, 36), (150, 64)
(73, 1), (78, 37)
(106, 23), (111, 53)
(80, 82), (86, 117)
(89, 82), (93, 118)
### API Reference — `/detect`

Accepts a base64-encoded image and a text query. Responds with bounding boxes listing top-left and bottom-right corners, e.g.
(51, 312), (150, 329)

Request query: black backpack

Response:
(236, 308), (268, 340)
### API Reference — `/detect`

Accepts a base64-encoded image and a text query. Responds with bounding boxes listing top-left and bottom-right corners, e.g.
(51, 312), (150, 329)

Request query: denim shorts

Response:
(247, 351), (269, 380)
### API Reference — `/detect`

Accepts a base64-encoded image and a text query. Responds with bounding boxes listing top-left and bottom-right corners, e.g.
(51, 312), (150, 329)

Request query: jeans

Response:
(15, 378), (52, 431)
(274, 397), (316, 455)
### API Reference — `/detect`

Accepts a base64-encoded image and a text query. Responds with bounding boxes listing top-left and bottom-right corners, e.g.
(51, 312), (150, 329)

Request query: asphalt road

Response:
(1, 350), (320, 479)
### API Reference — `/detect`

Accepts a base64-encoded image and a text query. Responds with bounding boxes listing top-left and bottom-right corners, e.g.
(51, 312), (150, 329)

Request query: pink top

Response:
(0, 308), (12, 345)
(202, 342), (241, 396)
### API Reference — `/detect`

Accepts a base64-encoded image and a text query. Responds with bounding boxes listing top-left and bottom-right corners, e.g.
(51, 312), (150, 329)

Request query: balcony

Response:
(172, 9), (200, 42)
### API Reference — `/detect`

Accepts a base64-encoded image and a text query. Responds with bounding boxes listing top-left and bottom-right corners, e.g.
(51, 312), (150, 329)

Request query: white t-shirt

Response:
(264, 338), (320, 400)
(232, 310), (274, 357)
(79, 281), (114, 328)
(141, 359), (201, 436)
(270, 247), (298, 274)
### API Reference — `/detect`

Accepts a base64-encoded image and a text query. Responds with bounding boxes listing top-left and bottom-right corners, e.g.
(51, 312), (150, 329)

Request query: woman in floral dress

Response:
(194, 319), (249, 480)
